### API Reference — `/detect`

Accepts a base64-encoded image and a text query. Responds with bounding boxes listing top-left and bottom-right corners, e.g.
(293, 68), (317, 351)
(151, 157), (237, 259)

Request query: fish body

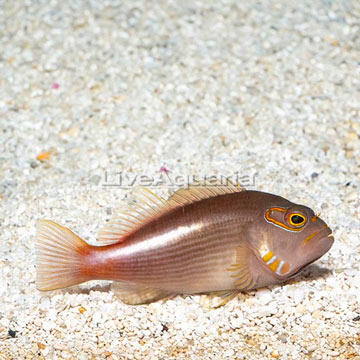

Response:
(36, 186), (334, 305)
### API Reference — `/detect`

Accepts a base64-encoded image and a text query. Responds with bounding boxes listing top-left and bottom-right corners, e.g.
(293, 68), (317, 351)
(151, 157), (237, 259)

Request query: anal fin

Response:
(111, 282), (173, 305)
(201, 290), (240, 309)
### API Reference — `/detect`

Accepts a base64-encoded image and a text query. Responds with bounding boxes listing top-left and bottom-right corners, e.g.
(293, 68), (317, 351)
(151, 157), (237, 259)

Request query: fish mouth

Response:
(304, 226), (333, 245)
(290, 230), (334, 277)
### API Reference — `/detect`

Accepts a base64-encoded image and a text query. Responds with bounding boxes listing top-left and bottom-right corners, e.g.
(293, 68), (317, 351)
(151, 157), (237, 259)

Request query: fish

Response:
(35, 184), (334, 305)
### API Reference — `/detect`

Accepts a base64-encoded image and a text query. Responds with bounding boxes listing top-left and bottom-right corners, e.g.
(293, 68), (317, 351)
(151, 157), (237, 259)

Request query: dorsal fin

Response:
(97, 182), (245, 245)
(168, 180), (244, 207)
(97, 188), (173, 245)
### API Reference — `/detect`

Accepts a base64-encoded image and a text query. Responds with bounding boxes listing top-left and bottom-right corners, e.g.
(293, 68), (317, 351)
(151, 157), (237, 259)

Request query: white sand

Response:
(1, 0), (359, 359)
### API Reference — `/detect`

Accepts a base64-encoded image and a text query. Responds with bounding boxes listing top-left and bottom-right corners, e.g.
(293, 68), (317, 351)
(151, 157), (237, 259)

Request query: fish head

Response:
(255, 203), (334, 280)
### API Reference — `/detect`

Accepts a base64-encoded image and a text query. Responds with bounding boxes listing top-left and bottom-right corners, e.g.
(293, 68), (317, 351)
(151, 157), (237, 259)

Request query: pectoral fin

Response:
(227, 245), (257, 290)
(111, 282), (174, 305)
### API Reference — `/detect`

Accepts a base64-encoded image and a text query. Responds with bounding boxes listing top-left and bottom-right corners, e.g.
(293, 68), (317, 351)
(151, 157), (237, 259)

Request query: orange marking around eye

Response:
(304, 231), (319, 244)
(267, 207), (287, 213)
(269, 259), (280, 272)
(263, 251), (274, 262)
(265, 208), (302, 232)
(280, 262), (291, 275)
(311, 216), (317, 222)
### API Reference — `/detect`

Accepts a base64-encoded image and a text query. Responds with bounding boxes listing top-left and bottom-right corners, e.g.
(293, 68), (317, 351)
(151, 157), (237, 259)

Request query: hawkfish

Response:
(35, 185), (334, 305)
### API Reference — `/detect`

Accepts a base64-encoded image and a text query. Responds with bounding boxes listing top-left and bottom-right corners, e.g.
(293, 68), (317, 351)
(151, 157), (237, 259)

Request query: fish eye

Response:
(289, 213), (306, 226)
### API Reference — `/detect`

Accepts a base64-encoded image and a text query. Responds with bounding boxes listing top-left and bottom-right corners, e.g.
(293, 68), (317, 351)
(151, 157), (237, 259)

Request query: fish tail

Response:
(35, 220), (91, 291)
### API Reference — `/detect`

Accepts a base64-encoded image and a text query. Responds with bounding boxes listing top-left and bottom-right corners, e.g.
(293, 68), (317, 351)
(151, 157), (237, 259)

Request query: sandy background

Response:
(1, 0), (360, 359)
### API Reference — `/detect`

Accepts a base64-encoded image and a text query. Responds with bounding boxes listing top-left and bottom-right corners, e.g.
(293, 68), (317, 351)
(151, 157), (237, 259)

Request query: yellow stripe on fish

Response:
(262, 251), (274, 262)
(261, 250), (292, 275)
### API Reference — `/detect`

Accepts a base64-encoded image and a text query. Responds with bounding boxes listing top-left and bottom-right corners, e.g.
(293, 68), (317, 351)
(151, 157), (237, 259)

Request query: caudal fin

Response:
(35, 220), (90, 291)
